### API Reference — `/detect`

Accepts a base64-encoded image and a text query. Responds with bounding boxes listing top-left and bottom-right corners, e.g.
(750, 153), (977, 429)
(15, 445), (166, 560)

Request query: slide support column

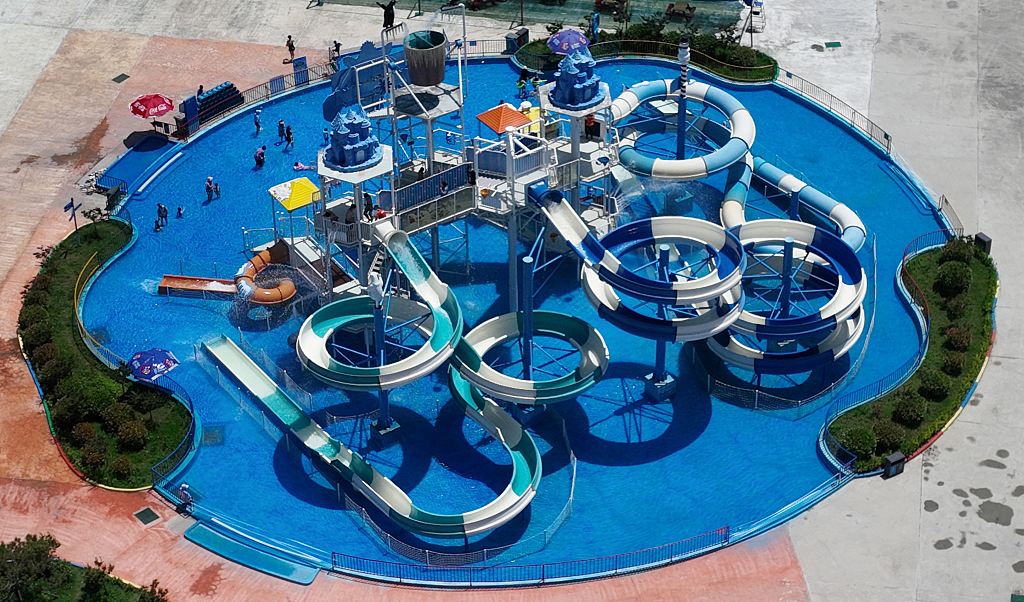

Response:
(522, 256), (534, 381)
(371, 299), (400, 448)
(677, 37), (690, 161)
(645, 244), (676, 403)
(780, 237), (795, 319)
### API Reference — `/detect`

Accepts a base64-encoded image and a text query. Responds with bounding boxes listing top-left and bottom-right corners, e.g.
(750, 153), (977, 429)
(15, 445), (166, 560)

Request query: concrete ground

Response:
(0, 0), (1020, 599)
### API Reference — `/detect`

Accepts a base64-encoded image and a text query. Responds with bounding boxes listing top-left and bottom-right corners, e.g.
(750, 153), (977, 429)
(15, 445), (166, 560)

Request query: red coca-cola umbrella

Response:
(130, 93), (175, 119)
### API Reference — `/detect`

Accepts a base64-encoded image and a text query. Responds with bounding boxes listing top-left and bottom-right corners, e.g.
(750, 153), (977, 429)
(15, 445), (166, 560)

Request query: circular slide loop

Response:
(611, 79), (755, 180)
(451, 311), (610, 405)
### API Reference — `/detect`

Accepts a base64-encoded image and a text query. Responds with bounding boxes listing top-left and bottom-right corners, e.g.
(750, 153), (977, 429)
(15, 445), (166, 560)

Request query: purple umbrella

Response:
(129, 348), (180, 382)
(547, 30), (590, 55)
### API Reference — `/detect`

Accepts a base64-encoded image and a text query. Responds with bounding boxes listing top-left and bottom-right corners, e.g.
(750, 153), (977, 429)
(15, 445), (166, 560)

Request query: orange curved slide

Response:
(234, 249), (297, 305)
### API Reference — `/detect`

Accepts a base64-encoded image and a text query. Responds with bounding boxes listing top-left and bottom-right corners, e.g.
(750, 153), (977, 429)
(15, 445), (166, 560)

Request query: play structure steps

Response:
(184, 522), (320, 585)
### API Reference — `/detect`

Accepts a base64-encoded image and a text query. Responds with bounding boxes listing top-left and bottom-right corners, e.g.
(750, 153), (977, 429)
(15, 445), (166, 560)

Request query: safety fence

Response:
(937, 195), (965, 234)
(194, 344), (284, 443)
(589, 40), (779, 83)
(174, 61), (338, 141)
(817, 229), (957, 472)
(775, 70), (892, 154)
(379, 163), (469, 214)
(237, 329), (316, 414)
(465, 39), (510, 57)
(333, 525), (730, 586)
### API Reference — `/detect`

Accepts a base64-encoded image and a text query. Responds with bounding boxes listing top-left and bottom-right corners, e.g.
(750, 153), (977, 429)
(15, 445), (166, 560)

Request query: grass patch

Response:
(18, 219), (192, 488)
(829, 239), (996, 472)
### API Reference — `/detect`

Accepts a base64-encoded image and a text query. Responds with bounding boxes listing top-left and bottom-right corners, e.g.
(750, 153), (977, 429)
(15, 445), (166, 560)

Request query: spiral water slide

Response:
(528, 181), (747, 342)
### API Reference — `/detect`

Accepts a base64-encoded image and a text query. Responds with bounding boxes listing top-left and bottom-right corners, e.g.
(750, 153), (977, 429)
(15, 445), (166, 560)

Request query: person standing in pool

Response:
(254, 109), (262, 134)
(205, 177), (214, 202)
(254, 145), (266, 169)
(277, 119), (286, 144)
(284, 125), (294, 150)
(376, 0), (396, 28)
(157, 203), (168, 225)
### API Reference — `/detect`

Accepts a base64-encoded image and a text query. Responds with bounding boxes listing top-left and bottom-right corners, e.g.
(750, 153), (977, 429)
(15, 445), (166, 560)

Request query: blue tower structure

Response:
(323, 108), (384, 172)
(549, 49), (607, 111)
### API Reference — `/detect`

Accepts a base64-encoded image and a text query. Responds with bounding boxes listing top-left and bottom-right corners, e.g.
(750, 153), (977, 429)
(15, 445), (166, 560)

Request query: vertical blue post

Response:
(373, 302), (391, 429)
(521, 255), (534, 381)
(779, 237), (795, 319)
(676, 37), (690, 161)
(788, 191), (800, 220)
(431, 226), (440, 272)
(654, 244), (670, 381)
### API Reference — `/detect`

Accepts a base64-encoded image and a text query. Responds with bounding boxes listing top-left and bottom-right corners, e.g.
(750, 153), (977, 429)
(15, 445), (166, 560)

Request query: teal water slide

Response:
(205, 334), (542, 538)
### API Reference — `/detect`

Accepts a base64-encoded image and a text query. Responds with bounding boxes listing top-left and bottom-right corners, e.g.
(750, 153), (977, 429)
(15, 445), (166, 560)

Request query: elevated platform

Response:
(393, 82), (462, 121)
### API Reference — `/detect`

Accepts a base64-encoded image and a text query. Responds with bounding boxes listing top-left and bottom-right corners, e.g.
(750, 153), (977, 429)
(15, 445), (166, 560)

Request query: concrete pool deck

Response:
(0, 0), (1020, 599)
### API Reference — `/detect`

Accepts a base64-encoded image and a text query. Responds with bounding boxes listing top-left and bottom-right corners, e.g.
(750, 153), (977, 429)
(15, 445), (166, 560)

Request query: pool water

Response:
(82, 57), (943, 571)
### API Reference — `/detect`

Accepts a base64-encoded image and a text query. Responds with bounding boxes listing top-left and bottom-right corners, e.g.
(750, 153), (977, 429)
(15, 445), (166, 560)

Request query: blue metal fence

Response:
(331, 526), (730, 586)
(378, 163), (468, 214)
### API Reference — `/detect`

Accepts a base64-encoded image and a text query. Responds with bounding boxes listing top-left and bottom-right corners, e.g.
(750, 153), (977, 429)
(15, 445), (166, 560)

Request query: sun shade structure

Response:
(269, 177), (319, 212)
(476, 104), (532, 135)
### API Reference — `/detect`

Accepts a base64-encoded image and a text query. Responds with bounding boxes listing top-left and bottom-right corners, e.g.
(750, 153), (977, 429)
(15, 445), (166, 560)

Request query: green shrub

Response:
(80, 439), (107, 469)
(21, 288), (50, 307)
(101, 403), (135, 432)
(945, 294), (968, 320)
(943, 351), (967, 376)
(945, 326), (972, 351)
(111, 456), (133, 480)
(18, 305), (49, 332)
(918, 367), (951, 401)
(20, 323), (52, 353)
(940, 238), (974, 265)
(892, 394), (926, 427)
(935, 262), (972, 298)
(123, 385), (168, 417)
(56, 373), (120, 416)
(50, 397), (87, 431)
(71, 422), (97, 446)
(29, 273), (52, 291)
(873, 421), (905, 454)
(117, 421), (149, 451)
(30, 342), (60, 368)
(37, 356), (76, 393)
(837, 427), (877, 459)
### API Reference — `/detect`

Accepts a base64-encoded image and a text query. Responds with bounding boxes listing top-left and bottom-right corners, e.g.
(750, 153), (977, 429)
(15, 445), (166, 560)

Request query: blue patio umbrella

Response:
(129, 348), (180, 382)
(547, 30), (590, 55)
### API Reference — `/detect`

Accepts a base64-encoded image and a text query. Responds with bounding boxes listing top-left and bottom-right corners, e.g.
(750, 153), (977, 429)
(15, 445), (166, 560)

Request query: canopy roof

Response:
(476, 104), (532, 134)
(268, 177), (319, 212)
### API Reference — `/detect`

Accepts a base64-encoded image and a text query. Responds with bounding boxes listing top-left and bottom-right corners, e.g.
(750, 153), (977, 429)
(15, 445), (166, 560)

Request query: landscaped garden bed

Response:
(18, 219), (191, 489)
(829, 237), (996, 472)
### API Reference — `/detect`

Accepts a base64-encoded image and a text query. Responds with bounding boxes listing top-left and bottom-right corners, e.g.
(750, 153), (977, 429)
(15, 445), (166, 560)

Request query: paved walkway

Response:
(0, 0), (1020, 599)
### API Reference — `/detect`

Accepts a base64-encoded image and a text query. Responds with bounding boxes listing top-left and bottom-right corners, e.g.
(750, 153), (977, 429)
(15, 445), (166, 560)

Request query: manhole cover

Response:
(112, 73), (130, 83)
(134, 507), (160, 525)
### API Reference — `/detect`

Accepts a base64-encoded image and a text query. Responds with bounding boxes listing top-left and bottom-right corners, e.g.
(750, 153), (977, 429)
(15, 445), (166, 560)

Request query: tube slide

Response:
(610, 79), (755, 180)
(450, 311), (610, 405)
(750, 157), (866, 252)
(205, 335), (541, 539)
(528, 181), (746, 340)
(296, 220), (463, 391)
(235, 248), (297, 305)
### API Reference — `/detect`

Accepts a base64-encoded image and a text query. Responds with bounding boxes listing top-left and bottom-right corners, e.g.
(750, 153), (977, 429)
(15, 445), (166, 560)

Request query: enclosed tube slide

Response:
(528, 181), (746, 340)
(610, 79), (755, 180)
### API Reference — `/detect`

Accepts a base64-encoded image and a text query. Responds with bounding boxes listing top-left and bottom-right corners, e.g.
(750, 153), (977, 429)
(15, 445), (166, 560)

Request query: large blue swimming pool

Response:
(82, 57), (944, 576)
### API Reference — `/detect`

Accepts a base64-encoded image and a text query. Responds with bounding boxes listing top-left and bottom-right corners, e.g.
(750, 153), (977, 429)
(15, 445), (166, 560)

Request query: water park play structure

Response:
(73, 17), (956, 586)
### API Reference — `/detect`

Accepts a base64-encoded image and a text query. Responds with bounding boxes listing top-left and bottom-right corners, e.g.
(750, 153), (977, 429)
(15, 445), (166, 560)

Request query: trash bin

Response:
(505, 27), (529, 54)
(975, 232), (992, 255)
(882, 451), (905, 479)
